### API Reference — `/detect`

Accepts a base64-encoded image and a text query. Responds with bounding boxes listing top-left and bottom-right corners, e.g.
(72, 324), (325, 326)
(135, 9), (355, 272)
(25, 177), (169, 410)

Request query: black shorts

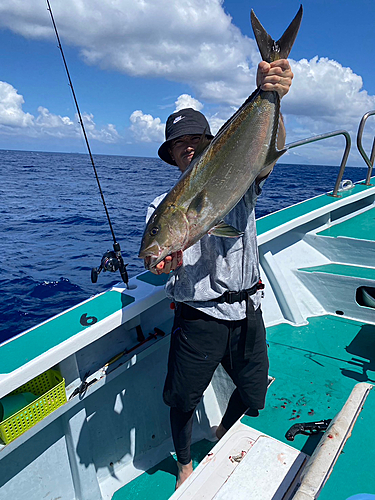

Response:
(163, 303), (269, 413)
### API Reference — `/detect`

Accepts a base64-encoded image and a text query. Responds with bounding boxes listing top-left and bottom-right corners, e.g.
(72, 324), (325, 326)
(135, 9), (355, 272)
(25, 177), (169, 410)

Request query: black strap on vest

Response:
(212, 280), (264, 359)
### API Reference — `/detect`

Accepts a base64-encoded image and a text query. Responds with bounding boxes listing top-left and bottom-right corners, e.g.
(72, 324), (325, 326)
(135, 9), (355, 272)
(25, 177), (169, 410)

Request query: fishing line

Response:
(46, 0), (129, 286)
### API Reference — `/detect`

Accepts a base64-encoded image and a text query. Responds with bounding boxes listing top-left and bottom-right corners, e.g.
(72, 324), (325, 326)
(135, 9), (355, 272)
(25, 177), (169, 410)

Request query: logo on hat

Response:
(173, 115), (185, 124)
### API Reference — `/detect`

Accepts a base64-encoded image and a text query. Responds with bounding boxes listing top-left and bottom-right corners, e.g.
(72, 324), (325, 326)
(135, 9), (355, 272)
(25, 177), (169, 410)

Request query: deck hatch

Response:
(356, 286), (375, 308)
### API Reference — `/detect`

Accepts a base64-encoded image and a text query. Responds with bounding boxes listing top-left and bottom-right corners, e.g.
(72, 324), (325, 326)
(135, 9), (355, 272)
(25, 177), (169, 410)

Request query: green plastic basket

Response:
(0, 369), (66, 445)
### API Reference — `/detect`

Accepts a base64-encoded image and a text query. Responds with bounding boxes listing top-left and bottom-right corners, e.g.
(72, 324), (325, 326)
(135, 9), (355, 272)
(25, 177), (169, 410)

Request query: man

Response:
(146, 59), (293, 488)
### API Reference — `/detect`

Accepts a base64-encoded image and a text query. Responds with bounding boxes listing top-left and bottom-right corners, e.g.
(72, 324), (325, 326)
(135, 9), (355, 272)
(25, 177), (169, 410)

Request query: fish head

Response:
(138, 204), (189, 269)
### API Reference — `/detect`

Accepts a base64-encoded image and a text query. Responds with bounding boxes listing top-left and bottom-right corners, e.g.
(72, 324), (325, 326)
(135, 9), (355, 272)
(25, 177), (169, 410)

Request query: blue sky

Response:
(0, 0), (375, 166)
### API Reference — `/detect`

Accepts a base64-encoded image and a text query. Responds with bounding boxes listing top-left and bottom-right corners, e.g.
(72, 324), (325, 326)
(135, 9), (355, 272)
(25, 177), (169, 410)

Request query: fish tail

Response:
(251, 5), (303, 62)
(265, 94), (286, 164)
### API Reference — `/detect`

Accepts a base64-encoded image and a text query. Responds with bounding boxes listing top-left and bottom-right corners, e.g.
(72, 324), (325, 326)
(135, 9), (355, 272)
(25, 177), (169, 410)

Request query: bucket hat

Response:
(158, 108), (213, 166)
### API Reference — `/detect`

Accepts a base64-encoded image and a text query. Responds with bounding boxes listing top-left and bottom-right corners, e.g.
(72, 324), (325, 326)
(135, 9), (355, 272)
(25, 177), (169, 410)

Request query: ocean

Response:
(0, 149), (368, 344)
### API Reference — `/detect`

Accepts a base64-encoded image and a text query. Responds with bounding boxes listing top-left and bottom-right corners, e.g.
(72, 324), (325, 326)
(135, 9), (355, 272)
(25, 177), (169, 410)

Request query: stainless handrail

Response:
(356, 110), (375, 185)
(286, 130), (351, 197)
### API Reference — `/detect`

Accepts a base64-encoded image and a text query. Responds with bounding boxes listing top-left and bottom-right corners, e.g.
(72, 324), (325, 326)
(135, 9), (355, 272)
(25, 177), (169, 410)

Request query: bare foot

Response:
(176, 460), (193, 489)
(215, 423), (227, 440)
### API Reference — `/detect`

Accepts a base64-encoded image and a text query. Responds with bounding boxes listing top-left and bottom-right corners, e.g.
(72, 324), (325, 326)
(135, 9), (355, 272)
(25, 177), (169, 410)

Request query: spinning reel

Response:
(91, 243), (129, 286)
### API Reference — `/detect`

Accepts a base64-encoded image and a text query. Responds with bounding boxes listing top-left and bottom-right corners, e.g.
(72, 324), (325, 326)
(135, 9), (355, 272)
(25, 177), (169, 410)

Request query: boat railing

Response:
(286, 130), (351, 197)
(356, 109), (375, 185)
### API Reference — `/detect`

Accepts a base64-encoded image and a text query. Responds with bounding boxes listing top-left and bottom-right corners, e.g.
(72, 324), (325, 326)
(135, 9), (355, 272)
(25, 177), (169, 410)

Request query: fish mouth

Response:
(138, 242), (161, 260)
(144, 256), (164, 270)
(138, 242), (168, 270)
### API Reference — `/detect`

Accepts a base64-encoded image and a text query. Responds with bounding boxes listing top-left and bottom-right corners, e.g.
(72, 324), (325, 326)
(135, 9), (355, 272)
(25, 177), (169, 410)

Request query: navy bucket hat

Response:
(158, 108), (214, 166)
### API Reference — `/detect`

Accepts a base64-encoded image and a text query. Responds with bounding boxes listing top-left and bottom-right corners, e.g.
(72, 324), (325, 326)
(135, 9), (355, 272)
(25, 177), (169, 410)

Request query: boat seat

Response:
(170, 383), (373, 500)
(170, 424), (308, 500)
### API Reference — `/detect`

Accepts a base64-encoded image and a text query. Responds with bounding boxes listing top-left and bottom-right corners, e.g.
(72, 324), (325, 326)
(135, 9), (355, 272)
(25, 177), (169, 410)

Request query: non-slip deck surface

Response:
(256, 182), (374, 236)
(112, 440), (215, 500)
(115, 315), (375, 500)
(242, 315), (375, 500)
(299, 263), (375, 280)
(318, 206), (375, 241)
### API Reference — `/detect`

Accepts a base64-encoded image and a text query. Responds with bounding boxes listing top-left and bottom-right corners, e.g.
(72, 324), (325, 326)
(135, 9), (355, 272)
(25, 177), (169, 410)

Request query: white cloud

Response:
(1, 0), (375, 164)
(0, 0), (258, 106)
(280, 57), (375, 164)
(129, 94), (206, 144)
(129, 110), (164, 143)
(79, 112), (120, 143)
(174, 94), (203, 112)
(0, 82), (34, 128)
(127, 55), (375, 159)
(285, 57), (375, 126)
(0, 81), (120, 143)
(35, 106), (75, 137)
(205, 109), (233, 136)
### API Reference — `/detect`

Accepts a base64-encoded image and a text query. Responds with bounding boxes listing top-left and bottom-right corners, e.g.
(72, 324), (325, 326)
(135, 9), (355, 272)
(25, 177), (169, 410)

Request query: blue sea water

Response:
(0, 149), (369, 344)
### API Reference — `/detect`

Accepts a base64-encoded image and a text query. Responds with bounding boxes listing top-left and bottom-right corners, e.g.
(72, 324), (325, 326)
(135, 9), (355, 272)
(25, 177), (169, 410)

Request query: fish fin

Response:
(209, 221), (244, 238)
(251, 5), (303, 62)
(191, 129), (211, 162)
(187, 190), (208, 217)
(265, 147), (287, 166)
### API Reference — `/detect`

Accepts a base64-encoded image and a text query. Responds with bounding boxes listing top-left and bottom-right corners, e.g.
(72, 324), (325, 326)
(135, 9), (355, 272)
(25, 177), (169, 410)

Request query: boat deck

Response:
(300, 263), (375, 280)
(318, 206), (375, 240)
(2, 178), (375, 500)
(2, 180), (373, 376)
(114, 314), (375, 500)
(256, 181), (374, 237)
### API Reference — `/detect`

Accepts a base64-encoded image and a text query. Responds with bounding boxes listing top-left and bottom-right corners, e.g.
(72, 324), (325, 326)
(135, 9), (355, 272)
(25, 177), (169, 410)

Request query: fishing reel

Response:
(91, 242), (129, 286)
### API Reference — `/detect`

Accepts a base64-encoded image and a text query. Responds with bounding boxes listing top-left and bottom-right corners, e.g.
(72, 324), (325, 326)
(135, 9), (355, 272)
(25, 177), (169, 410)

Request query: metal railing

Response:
(285, 130), (351, 197)
(357, 110), (375, 185)
(284, 110), (375, 197)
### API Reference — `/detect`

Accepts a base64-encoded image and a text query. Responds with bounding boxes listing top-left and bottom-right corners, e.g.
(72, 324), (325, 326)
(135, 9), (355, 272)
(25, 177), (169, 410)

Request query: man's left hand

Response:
(256, 59), (293, 99)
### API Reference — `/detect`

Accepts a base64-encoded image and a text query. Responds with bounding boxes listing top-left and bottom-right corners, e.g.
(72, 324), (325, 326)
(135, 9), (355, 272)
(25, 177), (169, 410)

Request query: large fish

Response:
(139, 6), (303, 268)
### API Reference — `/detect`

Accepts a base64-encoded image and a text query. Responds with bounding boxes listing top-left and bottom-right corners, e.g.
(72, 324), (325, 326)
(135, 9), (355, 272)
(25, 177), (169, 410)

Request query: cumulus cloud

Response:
(175, 94), (203, 112)
(129, 94), (207, 143)
(129, 110), (164, 143)
(34, 106), (75, 137)
(0, 81), (120, 143)
(1, 0), (375, 164)
(286, 57), (375, 125)
(0, 0), (258, 106)
(129, 55), (375, 158)
(2, 1), (374, 115)
(79, 113), (120, 143)
(0, 82), (34, 129)
(280, 56), (375, 164)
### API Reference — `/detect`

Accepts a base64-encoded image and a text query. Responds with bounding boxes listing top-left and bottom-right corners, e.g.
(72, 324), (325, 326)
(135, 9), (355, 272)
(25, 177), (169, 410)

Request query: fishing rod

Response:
(46, 0), (129, 287)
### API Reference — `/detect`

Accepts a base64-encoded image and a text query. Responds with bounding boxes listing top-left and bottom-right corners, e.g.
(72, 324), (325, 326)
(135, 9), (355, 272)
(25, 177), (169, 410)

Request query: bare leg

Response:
(170, 408), (195, 488)
(176, 460), (194, 489)
(215, 423), (228, 439)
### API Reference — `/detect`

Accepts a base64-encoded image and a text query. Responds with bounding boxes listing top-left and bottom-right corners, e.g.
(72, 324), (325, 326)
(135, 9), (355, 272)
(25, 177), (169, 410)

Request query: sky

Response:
(0, 0), (375, 166)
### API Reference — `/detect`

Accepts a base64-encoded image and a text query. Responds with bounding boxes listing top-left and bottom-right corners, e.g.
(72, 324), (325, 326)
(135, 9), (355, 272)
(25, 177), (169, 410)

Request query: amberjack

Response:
(139, 6), (303, 268)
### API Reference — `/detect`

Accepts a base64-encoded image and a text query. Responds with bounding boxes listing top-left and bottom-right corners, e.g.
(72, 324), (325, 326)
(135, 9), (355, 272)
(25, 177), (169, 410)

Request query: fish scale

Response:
(139, 6), (303, 269)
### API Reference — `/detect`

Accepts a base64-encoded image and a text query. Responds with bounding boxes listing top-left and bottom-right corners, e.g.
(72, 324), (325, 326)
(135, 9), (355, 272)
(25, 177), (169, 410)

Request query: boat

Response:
(1, 110), (375, 500)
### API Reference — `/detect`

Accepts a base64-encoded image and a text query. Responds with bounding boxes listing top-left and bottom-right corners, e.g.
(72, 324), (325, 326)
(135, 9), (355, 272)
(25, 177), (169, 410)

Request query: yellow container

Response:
(0, 369), (66, 445)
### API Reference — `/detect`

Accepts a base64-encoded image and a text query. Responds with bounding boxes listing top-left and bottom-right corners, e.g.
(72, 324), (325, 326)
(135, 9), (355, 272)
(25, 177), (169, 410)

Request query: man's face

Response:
(169, 134), (201, 172)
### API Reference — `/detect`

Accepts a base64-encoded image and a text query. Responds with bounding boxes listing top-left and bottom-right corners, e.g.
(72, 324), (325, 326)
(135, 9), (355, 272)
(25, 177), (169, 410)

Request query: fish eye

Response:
(150, 226), (159, 236)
